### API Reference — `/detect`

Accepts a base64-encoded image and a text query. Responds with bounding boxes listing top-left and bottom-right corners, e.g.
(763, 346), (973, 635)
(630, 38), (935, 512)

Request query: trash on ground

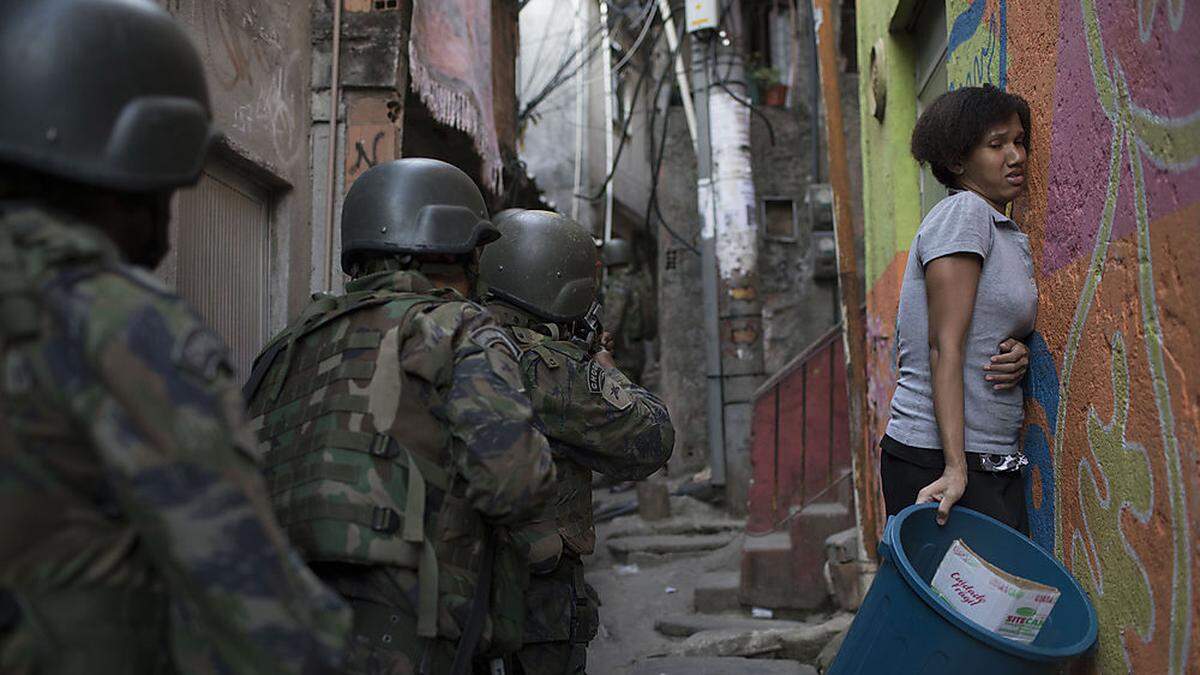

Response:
(615, 563), (641, 576)
(664, 586), (677, 594)
(750, 607), (774, 619)
(930, 539), (1060, 643)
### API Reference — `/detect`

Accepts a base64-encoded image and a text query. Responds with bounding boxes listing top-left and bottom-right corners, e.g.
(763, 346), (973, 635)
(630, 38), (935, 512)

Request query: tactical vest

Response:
(507, 327), (597, 558)
(246, 289), (488, 643)
(0, 208), (171, 673)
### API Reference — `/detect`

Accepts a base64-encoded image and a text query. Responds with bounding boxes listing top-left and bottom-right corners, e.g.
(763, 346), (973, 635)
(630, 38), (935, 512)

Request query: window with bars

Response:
(374, 0), (398, 10)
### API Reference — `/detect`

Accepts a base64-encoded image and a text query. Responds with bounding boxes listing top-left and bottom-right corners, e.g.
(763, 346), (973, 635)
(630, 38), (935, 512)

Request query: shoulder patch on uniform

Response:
(587, 360), (604, 393)
(470, 324), (519, 360)
(601, 372), (634, 411)
(174, 325), (233, 382)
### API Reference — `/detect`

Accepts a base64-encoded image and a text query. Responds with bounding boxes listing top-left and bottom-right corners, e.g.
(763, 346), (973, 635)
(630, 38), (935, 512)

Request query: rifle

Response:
(571, 299), (604, 354)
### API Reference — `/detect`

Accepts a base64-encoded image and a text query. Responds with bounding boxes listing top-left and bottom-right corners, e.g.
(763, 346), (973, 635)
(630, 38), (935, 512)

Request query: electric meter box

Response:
(806, 184), (838, 280)
(685, 1), (719, 32)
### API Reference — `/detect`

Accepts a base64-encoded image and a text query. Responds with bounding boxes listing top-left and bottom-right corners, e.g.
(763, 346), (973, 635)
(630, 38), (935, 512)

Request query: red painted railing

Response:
(747, 324), (852, 533)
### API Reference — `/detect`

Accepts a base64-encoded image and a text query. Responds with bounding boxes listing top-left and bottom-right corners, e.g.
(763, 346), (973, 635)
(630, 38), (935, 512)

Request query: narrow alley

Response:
(0, 0), (1196, 674)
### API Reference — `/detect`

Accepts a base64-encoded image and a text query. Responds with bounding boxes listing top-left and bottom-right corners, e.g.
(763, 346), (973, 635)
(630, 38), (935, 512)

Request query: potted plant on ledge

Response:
(750, 63), (787, 107)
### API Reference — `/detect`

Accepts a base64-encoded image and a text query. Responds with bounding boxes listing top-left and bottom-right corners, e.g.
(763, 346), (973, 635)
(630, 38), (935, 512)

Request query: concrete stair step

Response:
(630, 657), (816, 675)
(692, 571), (742, 614)
(672, 613), (853, 663)
(740, 502), (855, 610)
(604, 518), (745, 541)
(655, 613), (809, 638)
(607, 532), (737, 565)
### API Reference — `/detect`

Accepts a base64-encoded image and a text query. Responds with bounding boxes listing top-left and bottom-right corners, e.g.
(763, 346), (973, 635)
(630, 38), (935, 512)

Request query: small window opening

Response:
(762, 198), (798, 241)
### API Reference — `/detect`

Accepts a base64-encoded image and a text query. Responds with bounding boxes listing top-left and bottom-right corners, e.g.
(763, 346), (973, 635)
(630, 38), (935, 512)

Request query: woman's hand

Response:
(985, 337), (1029, 390)
(916, 465), (968, 526)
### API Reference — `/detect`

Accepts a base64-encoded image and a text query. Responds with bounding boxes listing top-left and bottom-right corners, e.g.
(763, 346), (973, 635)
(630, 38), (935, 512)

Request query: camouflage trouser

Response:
(317, 564), (476, 675)
(343, 596), (458, 675)
(513, 555), (599, 675)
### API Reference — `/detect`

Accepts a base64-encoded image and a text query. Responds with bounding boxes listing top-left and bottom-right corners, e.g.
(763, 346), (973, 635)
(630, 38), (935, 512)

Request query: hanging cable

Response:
(643, 20), (699, 254)
(574, 19), (664, 202)
(611, 1), (658, 73)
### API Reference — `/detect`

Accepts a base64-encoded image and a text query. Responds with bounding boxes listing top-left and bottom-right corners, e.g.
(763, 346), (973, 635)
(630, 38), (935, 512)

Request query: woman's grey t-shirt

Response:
(885, 190), (1038, 455)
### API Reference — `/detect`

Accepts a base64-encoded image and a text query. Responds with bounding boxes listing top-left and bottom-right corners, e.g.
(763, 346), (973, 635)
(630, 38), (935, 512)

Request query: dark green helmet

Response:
(341, 158), (498, 271)
(0, 0), (217, 192)
(601, 238), (634, 267)
(479, 210), (600, 323)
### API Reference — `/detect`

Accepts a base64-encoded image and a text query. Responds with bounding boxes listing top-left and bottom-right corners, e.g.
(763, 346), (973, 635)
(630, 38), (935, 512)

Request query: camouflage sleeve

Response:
(439, 309), (555, 525)
(50, 271), (349, 674)
(524, 348), (674, 481)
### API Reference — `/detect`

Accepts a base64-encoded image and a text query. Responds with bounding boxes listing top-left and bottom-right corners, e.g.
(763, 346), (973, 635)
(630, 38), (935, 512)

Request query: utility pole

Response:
(688, 0), (765, 514)
(811, 0), (877, 558)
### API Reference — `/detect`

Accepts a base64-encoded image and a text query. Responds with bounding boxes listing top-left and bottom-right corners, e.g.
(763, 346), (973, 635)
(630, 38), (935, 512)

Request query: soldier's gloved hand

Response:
(594, 349), (617, 370)
(599, 331), (614, 354)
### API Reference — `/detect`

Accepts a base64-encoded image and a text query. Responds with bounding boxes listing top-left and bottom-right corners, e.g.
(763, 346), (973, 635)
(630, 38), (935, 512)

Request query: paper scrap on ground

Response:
(930, 539), (1060, 644)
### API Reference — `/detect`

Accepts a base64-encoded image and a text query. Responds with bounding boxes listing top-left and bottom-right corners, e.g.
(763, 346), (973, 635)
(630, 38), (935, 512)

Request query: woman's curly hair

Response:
(911, 84), (1031, 189)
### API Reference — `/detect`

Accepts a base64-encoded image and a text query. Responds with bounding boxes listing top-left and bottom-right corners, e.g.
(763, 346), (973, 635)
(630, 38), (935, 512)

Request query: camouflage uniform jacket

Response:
(245, 270), (556, 648)
(486, 303), (674, 559)
(0, 204), (350, 674)
(600, 267), (646, 380)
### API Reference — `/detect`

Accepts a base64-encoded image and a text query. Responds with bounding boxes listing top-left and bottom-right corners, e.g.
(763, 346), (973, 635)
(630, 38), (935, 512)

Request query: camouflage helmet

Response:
(0, 0), (217, 192)
(341, 158), (498, 271)
(601, 238), (634, 267)
(479, 210), (600, 323)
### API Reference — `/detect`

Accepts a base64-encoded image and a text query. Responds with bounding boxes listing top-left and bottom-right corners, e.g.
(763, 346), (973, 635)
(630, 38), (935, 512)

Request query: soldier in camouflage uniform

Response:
(478, 210), (675, 674)
(0, 1), (351, 672)
(243, 159), (556, 675)
(600, 239), (648, 383)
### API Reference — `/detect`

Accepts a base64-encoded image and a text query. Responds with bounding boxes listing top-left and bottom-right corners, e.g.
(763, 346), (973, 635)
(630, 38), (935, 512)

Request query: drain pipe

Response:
(571, 0), (587, 221)
(600, 0), (615, 244)
(324, 0), (343, 291)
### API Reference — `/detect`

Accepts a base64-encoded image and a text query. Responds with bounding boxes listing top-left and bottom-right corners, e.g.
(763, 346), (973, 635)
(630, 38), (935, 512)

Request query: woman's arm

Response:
(919, 253), (983, 525)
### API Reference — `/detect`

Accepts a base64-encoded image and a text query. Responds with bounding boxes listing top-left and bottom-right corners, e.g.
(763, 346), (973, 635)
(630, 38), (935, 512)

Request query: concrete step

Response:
(608, 532), (738, 566)
(693, 571), (742, 614)
(605, 517), (745, 541)
(739, 531), (799, 609)
(740, 502), (856, 611)
(815, 626), (850, 673)
(673, 613), (854, 663)
(630, 657), (817, 675)
(655, 613), (809, 638)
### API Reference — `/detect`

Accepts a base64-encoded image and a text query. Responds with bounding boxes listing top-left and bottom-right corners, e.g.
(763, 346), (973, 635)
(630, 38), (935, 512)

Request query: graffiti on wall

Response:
(162, 0), (304, 168)
(939, 0), (1200, 671)
(946, 0), (1007, 90)
(1045, 1), (1195, 671)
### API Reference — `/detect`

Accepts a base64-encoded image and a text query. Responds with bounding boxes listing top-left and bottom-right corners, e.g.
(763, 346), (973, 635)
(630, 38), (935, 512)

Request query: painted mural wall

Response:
(857, 0), (1199, 672)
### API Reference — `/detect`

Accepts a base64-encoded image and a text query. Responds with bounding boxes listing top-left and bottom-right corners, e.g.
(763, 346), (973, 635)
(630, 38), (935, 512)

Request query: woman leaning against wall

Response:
(881, 84), (1036, 531)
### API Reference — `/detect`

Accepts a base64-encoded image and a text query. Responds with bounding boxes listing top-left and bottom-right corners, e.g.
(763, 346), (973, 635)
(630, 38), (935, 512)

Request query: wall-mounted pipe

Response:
(600, 0), (615, 244)
(324, 0), (343, 291)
